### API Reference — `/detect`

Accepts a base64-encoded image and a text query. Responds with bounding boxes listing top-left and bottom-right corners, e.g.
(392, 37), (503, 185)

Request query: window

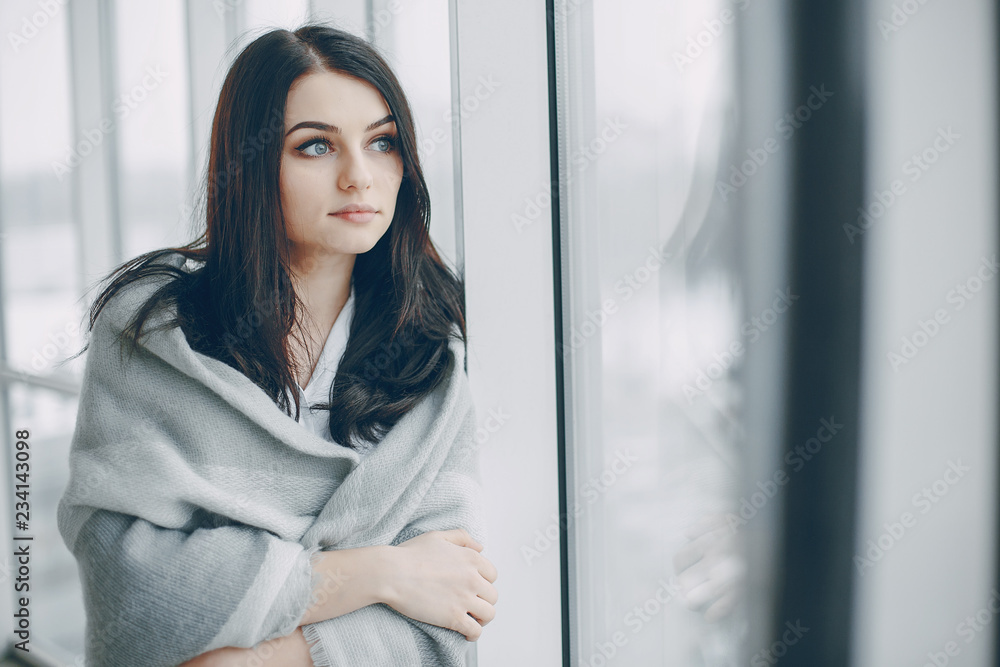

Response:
(552, 1), (745, 662)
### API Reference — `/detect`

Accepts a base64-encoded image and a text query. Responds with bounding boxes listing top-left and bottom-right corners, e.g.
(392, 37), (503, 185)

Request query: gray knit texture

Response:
(56, 253), (487, 666)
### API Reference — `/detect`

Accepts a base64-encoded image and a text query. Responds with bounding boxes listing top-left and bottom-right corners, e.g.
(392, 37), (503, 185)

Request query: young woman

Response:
(59, 24), (497, 666)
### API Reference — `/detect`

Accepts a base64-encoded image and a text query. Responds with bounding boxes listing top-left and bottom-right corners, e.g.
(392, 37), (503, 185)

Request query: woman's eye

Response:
(299, 140), (331, 157)
(373, 135), (396, 152)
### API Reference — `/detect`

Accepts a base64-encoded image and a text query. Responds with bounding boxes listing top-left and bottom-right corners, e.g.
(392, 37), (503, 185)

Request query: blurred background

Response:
(0, 0), (996, 666)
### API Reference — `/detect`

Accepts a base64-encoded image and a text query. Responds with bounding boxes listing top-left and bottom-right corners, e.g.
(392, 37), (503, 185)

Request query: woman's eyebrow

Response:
(285, 114), (395, 137)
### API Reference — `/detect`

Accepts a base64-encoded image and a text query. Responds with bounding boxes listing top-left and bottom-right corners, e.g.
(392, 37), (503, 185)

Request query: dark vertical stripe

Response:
(544, 1), (571, 665)
(777, 1), (867, 665)
(447, 0), (467, 360)
(994, 3), (1000, 666)
(98, 0), (123, 268)
(182, 0), (198, 216)
(364, 0), (374, 43)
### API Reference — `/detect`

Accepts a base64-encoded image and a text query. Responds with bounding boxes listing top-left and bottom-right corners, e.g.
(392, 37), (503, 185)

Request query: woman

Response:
(58, 24), (497, 666)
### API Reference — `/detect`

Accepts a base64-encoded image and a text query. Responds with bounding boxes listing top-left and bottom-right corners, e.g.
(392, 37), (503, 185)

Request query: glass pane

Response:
(243, 0), (310, 33)
(308, 0), (367, 39)
(559, 1), (746, 664)
(114, 0), (193, 259)
(369, 0), (458, 267)
(0, 0), (88, 660)
(0, 0), (84, 381)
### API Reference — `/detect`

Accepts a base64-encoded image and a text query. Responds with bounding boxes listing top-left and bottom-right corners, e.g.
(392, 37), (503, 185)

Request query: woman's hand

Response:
(178, 627), (314, 666)
(382, 528), (499, 641)
(672, 513), (744, 622)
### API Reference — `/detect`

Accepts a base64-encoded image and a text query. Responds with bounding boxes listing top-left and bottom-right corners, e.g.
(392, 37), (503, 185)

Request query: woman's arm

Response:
(179, 628), (313, 667)
(176, 544), (391, 667)
(298, 545), (395, 625)
(183, 531), (496, 666)
(59, 506), (321, 666)
(301, 530), (496, 636)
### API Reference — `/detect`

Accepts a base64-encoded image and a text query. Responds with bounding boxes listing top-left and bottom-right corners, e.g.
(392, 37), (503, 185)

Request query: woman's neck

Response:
(287, 251), (355, 387)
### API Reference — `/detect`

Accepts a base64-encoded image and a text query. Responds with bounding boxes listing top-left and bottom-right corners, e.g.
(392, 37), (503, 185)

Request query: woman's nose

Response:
(338, 149), (374, 190)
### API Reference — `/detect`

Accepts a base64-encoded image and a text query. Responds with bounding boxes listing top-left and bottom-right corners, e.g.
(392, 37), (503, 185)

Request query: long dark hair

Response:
(69, 24), (467, 451)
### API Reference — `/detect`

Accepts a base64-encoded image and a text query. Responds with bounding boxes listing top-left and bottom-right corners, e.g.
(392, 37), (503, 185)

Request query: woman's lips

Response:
(329, 203), (377, 223)
(329, 210), (377, 223)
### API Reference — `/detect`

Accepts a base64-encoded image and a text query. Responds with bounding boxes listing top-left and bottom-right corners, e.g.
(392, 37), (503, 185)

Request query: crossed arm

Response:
(181, 530), (497, 667)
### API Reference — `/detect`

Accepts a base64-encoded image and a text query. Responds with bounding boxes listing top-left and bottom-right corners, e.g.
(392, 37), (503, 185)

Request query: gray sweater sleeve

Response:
(57, 504), (319, 666)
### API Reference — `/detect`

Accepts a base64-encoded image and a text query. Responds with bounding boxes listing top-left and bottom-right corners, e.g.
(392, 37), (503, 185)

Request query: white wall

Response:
(453, 2), (565, 665)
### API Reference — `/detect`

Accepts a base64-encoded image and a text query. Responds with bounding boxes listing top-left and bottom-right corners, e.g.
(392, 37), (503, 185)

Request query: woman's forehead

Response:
(284, 71), (391, 131)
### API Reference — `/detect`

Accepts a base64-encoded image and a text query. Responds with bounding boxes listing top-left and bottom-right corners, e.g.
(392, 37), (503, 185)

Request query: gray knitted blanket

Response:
(57, 255), (487, 666)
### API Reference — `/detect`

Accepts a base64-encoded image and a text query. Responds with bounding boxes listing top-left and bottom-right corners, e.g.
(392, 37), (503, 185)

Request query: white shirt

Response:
(288, 282), (374, 455)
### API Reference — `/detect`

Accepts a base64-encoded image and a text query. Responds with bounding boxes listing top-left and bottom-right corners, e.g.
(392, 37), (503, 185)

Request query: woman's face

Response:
(279, 69), (404, 267)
